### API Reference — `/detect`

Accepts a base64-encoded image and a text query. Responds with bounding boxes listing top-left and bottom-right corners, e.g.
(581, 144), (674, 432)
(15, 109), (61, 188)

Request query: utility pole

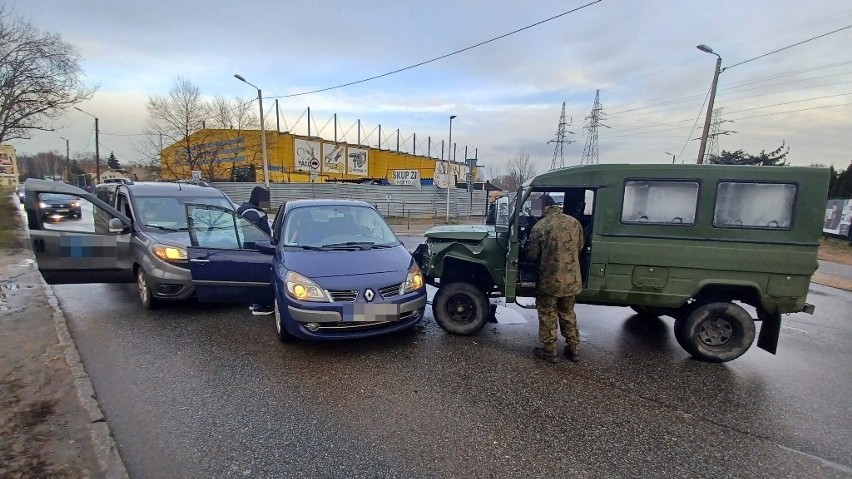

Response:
(696, 44), (723, 164)
(60, 137), (70, 182)
(549, 101), (575, 169)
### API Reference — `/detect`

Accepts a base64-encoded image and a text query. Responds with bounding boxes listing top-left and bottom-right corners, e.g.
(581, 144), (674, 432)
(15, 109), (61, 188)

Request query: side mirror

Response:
(255, 240), (276, 256)
(108, 218), (125, 234)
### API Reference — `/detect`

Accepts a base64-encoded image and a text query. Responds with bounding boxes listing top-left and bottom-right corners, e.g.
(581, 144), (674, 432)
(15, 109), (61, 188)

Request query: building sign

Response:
(390, 169), (421, 189)
(824, 199), (852, 237)
(322, 143), (345, 174)
(347, 147), (368, 176)
(294, 139), (320, 173)
(0, 144), (19, 186)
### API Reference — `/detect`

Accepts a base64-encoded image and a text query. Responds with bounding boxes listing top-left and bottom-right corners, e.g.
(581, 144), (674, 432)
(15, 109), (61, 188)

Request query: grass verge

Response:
(818, 236), (852, 266)
(0, 189), (27, 252)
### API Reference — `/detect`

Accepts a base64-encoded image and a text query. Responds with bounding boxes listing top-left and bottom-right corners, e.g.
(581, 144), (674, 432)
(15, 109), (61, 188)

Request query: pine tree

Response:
(106, 151), (122, 170)
(707, 142), (789, 166)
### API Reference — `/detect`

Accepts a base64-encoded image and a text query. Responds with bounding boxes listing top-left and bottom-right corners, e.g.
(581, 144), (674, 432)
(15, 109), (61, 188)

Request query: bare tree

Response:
(502, 151), (538, 191)
(0, 6), (97, 143)
(143, 76), (216, 179)
(209, 95), (261, 180)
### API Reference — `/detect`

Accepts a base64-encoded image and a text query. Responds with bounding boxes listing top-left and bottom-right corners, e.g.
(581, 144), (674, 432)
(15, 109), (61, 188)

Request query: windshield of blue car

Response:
(134, 195), (233, 232)
(281, 205), (399, 249)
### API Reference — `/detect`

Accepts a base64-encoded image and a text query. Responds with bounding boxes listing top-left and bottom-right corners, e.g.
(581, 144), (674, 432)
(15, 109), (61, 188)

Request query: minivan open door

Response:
(24, 179), (134, 284)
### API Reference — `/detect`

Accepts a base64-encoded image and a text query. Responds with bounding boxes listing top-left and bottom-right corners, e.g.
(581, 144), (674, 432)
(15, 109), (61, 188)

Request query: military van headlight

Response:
(152, 244), (188, 263)
(285, 271), (330, 302)
(400, 263), (424, 294)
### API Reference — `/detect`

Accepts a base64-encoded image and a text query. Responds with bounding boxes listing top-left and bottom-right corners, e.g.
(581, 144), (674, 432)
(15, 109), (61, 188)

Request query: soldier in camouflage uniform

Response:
(525, 195), (584, 363)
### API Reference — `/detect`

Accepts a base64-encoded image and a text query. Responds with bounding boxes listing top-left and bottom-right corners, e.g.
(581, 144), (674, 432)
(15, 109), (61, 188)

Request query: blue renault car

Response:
(184, 199), (427, 342)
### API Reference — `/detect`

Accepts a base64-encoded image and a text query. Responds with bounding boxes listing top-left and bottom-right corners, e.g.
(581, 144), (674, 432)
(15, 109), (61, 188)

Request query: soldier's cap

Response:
(542, 195), (556, 207)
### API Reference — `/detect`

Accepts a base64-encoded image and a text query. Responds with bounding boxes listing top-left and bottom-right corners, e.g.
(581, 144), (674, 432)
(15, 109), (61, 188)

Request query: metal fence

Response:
(211, 182), (488, 219)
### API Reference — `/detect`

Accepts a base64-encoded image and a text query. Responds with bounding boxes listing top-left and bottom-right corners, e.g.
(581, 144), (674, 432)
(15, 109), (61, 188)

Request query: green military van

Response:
(413, 164), (830, 362)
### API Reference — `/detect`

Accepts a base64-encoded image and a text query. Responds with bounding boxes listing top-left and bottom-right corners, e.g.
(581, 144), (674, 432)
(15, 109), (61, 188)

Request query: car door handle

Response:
(190, 258), (210, 264)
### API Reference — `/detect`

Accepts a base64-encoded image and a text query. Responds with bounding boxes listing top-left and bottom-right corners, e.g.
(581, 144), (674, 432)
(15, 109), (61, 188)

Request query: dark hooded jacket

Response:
(237, 186), (271, 235)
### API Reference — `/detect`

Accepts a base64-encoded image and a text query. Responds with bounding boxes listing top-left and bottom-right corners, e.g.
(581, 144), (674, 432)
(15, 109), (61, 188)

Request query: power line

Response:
(267, 0), (605, 99)
(726, 24), (852, 69)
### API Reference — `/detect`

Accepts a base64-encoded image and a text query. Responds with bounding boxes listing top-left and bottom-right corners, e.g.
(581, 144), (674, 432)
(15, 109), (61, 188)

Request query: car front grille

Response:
(379, 284), (401, 298)
(328, 290), (358, 302)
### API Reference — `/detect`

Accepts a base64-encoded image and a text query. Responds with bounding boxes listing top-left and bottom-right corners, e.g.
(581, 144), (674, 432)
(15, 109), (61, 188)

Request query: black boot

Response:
(564, 345), (580, 362)
(534, 347), (558, 363)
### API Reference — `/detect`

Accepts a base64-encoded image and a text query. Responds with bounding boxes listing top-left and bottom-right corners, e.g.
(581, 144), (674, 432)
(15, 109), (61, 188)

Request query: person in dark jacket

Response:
(238, 186), (273, 315)
(237, 186), (271, 235)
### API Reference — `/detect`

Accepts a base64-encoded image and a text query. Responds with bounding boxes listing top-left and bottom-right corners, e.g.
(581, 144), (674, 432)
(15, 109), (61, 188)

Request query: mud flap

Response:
(756, 311), (782, 355)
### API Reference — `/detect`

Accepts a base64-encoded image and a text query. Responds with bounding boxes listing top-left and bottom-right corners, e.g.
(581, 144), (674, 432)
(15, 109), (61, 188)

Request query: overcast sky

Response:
(8, 0), (852, 172)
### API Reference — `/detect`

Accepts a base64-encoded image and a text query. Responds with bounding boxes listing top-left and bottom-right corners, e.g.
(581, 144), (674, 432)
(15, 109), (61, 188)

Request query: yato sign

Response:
(390, 169), (419, 186)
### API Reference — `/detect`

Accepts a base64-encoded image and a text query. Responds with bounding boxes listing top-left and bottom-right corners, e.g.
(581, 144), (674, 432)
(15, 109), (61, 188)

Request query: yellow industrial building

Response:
(161, 129), (477, 185)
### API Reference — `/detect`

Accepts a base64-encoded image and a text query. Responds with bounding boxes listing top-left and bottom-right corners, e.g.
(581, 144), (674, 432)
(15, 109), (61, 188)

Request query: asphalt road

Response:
(51, 236), (852, 478)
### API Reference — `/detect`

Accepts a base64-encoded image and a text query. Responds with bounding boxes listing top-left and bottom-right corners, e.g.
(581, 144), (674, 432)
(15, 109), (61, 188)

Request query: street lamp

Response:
(446, 115), (457, 222)
(234, 74), (270, 188)
(665, 151), (676, 164)
(696, 44), (723, 164)
(74, 107), (100, 183)
(59, 136), (70, 182)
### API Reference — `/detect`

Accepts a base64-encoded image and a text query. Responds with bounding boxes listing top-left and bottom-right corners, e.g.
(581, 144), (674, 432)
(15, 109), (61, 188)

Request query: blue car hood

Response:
(283, 244), (412, 278)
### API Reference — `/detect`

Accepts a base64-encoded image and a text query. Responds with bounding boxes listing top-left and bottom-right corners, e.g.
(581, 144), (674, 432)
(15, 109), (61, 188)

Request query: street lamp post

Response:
(234, 74), (270, 188)
(60, 137), (70, 181)
(74, 107), (100, 183)
(446, 115), (457, 222)
(696, 44), (722, 164)
(665, 151), (676, 164)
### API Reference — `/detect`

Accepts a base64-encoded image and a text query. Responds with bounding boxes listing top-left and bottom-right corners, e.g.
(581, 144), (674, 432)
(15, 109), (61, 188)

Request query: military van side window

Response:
(621, 180), (699, 225)
(714, 182), (796, 229)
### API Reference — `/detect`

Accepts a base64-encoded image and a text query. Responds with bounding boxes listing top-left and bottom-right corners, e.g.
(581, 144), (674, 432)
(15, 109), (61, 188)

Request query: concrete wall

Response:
(212, 182), (488, 219)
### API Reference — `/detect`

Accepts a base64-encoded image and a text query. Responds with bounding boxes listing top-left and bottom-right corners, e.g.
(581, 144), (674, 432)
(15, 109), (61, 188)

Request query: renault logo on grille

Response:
(364, 289), (375, 302)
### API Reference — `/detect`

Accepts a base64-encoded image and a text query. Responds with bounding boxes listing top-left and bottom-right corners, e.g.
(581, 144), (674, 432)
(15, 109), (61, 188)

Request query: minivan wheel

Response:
(136, 268), (158, 310)
(433, 282), (490, 336)
(677, 302), (755, 362)
(274, 298), (296, 343)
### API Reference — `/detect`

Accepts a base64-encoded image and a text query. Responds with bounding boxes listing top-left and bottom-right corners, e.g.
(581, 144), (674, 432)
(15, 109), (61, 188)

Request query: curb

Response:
(40, 277), (129, 479)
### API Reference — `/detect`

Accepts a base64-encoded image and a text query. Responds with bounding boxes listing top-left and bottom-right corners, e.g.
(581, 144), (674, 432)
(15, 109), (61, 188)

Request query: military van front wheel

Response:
(433, 282), (490, 335)
(678, 302), (755, 362)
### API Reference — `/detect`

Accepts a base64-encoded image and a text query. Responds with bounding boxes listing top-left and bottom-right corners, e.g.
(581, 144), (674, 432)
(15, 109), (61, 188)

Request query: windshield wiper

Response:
(145, 224), (187, 232)
(290, 244), (328, 250)
(322, 241), (375, 250)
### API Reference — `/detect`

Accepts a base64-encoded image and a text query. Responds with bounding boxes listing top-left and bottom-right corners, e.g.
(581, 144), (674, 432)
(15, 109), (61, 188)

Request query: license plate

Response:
(56, 209), (69, 213)
(352, 304), (399, 322)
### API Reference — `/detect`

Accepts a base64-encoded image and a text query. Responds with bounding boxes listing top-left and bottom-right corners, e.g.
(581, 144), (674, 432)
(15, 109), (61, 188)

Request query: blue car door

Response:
(185, 204), (274, 304)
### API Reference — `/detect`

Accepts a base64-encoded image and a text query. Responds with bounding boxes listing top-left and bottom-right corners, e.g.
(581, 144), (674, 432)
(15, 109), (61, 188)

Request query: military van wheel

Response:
(433, 282), (490, 335)
(677, 302), (755, 362)
(136, 267), (158, 310)
(274, 298), (296, 343)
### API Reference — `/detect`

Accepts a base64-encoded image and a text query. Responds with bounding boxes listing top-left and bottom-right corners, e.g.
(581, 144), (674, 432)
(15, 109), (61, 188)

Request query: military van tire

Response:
(678, 302), (755, 362)
(433, 282), (490, 336)
(136, 267), (158, 310)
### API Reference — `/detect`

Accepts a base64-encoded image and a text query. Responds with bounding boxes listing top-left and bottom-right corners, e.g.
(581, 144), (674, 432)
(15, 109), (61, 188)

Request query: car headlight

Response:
(71, 201), (79, 207)
(400, 262), (424, 294)
(152, 244), (188, 263)
(285, 271), (330, 302)
(39, 201), (47, 208)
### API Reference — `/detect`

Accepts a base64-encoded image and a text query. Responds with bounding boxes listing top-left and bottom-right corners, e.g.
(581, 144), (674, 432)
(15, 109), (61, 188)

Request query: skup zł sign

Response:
(390, 169), (421, 189)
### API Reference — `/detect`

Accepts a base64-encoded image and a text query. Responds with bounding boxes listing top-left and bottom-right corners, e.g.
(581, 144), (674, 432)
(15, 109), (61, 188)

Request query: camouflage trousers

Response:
(536, 293), (579, 354)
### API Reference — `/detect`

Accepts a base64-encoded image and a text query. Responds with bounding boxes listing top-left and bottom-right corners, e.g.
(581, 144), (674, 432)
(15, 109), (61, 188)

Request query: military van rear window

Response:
(621, 180), (699, 225)
(713, 182), (796, 229)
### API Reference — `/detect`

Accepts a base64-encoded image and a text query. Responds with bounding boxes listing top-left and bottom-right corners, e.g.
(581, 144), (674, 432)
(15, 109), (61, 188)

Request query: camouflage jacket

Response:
(525, 205), (584, 296)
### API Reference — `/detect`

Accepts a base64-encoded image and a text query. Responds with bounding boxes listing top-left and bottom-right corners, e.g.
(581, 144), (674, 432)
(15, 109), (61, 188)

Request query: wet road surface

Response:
(50, 236), (852, 478)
